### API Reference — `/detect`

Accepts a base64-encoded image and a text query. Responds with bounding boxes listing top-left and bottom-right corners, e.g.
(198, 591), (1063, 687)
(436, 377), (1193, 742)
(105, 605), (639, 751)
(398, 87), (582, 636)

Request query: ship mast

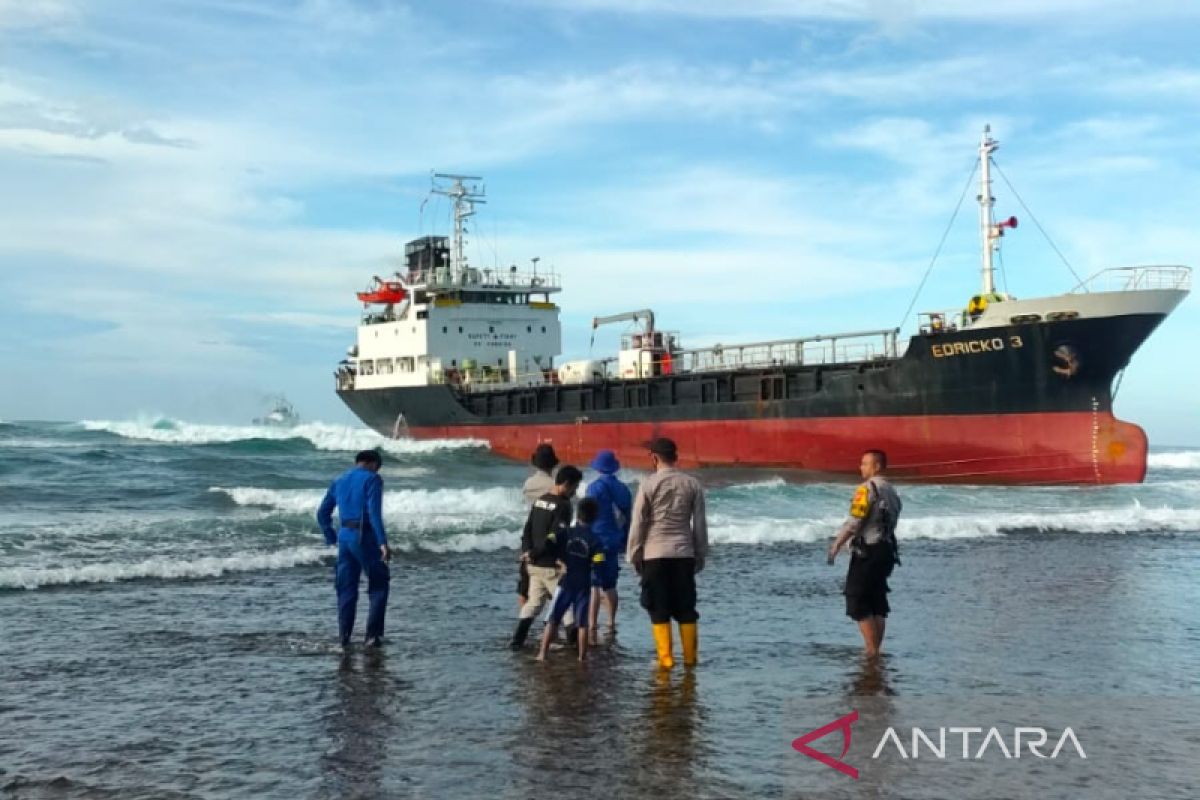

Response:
(978, 126), (999, 296)
(432, 173), (486, 281)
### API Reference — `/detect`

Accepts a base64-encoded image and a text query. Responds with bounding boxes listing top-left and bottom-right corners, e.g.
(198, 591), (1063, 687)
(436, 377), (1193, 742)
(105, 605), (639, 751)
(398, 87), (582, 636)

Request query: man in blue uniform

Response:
(317, 450), (391, 648)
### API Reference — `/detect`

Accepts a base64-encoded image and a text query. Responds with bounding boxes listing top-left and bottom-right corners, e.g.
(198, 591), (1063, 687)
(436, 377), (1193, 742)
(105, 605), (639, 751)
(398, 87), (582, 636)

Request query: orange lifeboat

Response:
(356, 276), (408, 305)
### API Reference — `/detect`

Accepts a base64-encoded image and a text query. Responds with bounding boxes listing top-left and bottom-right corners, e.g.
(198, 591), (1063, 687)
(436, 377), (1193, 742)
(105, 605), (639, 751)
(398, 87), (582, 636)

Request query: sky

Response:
(0, 0), (1198, 443)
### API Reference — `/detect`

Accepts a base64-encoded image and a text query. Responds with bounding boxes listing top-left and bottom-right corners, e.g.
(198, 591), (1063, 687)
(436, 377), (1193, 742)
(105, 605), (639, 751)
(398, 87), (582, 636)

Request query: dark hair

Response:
(356, 449), (382, 467)
(555, 465), (583, 486)
(645, 437), (679, 464)
(863, 449), (887, 470)
(530, 443), (559, 471)
(577, 497), (599, 525)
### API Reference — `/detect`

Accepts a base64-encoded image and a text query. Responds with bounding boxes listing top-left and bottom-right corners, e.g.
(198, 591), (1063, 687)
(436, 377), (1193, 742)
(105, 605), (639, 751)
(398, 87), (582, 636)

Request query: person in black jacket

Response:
(510, 465), (582, 649)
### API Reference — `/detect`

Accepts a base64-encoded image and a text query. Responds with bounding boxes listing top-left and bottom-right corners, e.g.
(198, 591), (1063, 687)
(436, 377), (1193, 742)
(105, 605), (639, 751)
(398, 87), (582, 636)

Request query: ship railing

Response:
(335, 369), (356, 391)
(360, 309), (404, 325)
(672, 328), (900, 374)
(1070, 265), (1192, 294)
(430, 366), (553, 392)
(403, 268), (562, 292)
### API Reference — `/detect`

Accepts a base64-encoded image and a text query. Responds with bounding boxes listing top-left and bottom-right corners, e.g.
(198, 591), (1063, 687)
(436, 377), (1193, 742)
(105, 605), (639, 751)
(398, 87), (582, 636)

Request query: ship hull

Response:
(338, 313), (1166, 484)
(398, 411), (1148, 484)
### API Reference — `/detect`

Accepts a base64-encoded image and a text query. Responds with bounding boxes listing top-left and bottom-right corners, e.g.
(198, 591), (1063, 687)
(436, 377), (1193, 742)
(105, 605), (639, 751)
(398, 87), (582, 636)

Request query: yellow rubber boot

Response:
(652, 623), (674, 669)
(679, 622), (698, 667)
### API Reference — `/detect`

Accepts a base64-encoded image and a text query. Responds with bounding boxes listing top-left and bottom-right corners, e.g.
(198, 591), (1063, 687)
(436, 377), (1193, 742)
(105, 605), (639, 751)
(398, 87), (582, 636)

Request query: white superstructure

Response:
(338, 175), (562, 392)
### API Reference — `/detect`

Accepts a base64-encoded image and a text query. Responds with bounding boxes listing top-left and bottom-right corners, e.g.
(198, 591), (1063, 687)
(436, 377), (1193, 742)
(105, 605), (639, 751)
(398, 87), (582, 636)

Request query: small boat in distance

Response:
(254, 396), (300, 428)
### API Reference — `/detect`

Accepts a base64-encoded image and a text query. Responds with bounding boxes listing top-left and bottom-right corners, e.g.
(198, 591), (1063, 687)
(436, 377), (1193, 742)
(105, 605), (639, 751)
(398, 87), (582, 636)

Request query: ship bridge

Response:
(337, 175), (564, 394)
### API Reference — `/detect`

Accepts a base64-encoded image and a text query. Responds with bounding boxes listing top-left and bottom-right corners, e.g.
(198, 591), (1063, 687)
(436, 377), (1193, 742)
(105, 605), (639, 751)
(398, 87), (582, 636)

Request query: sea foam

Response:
(708, 502), (1200, 545)
(212, 485), (524, 518)
(6, 503), (1196, 590)
(1148, 450), (1200, 470)
(80, 418), (486, 454)
(0, 546), (332, 590)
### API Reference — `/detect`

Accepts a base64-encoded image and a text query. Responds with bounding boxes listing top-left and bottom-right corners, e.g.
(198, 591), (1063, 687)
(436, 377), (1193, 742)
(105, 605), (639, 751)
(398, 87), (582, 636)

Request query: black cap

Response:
(530, 443), (559, 471)
(643, 437), (677, 459)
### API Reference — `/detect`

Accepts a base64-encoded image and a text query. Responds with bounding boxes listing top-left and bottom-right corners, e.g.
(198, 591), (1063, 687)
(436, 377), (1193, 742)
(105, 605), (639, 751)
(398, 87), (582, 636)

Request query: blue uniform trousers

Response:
(336, 529), (390, 643)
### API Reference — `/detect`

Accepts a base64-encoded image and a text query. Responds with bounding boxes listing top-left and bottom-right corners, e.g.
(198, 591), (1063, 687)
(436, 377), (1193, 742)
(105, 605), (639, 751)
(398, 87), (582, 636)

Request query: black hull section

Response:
(338, 314), (1166, 432)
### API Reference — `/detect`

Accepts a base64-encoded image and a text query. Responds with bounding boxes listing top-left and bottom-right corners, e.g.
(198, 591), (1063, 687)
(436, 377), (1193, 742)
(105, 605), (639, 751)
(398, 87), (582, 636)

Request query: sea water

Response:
(2, 419), (1198, 798)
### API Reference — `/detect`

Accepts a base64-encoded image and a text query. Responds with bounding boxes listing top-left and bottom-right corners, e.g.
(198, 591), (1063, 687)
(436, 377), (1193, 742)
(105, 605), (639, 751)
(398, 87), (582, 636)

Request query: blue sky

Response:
(1, 0), (1198, 443)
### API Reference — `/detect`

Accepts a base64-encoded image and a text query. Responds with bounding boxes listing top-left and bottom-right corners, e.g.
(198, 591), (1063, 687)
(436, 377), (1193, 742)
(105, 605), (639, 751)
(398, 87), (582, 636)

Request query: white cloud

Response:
(0, 0), (77, 31)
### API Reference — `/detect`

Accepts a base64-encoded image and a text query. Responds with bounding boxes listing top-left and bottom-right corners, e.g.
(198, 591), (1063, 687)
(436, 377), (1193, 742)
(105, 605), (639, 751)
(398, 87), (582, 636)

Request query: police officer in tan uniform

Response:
(828, 449), (902, 658)
(627, 437), (708, 669)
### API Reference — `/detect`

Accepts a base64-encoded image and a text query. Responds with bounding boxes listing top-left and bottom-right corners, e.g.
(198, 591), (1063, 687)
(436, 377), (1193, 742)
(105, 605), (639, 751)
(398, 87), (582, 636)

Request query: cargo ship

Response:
(335, 133), (1191, 484)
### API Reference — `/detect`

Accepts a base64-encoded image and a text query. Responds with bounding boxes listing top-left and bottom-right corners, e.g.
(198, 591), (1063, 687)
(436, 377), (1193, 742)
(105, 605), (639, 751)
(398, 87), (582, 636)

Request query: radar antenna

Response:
(431, 173), (486, 281)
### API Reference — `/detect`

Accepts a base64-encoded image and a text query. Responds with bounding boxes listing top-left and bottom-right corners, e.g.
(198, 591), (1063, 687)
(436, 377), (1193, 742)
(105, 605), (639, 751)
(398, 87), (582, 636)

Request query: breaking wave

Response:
(7, 503), (1196, 589)
(215, 484), (1199, 545)
(1149, 451), (1200, 470)
(212, 485), (523, 518)
(722, 477), (789, 492)
(80, 418), (486, 455)
(710, 503), (1200, 545)
(0, 547), (332, 590)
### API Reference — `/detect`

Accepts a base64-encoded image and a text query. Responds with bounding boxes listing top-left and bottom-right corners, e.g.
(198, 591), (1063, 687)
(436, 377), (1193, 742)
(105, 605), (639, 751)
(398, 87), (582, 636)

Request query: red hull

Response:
(409, 411), (1148, 484)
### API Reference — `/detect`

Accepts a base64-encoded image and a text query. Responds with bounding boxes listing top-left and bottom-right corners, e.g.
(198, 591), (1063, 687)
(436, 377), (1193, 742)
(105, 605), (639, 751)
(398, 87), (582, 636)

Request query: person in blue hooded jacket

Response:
(317, 449), (391, 647)
(585, 449), (633, 640)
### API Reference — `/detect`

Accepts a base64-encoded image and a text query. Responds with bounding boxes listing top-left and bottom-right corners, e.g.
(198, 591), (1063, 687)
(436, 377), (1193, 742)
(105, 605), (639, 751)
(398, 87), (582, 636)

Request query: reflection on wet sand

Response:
(846, 654), (896, 697)
(507, 652), (627, 795)
(319, 651), (393, 799)
(625, 669), (710, 798)
(846, 655), (899, 800)
(506, 646), (714, 800)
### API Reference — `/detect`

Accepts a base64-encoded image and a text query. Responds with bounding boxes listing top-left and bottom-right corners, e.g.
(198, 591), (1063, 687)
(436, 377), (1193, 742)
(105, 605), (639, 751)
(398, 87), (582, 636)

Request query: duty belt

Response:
(341, 519), (363, 530)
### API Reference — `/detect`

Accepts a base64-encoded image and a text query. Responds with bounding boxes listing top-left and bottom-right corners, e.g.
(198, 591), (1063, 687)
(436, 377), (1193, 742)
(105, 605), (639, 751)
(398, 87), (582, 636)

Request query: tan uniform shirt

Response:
(626, 466), (709, 567)
(522, 469), (555, 507)
(836, 476), (902, 546)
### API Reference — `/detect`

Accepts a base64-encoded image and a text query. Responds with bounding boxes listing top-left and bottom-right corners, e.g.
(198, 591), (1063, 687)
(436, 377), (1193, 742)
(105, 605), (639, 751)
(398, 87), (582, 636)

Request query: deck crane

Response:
(590, 309), (679, 378)
(589, 309), (655, 348)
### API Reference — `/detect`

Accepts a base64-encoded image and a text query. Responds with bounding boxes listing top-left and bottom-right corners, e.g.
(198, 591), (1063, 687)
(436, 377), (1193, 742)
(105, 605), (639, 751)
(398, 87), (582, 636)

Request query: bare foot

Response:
(535, 652), (546, 662)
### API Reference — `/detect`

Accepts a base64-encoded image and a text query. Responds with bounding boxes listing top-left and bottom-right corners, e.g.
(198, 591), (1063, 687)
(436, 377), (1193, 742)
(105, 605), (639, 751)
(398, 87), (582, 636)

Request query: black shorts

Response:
(517, 560), (530, 597)
(639, 558), (699, 624)
(844, 543), (894, 621)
